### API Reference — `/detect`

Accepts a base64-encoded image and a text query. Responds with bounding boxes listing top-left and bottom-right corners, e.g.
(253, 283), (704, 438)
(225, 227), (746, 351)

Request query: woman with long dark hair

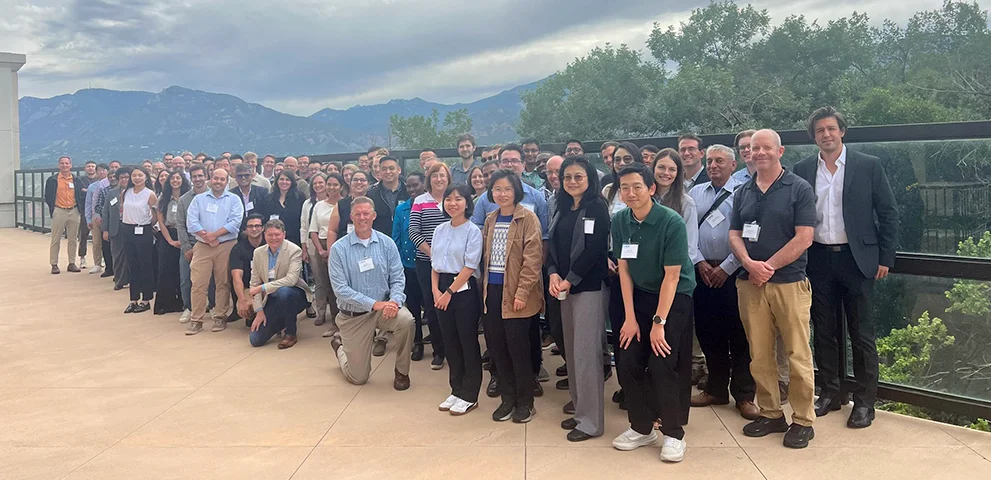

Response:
(267, 170), (306, 246)
(154, 169), (170, 196)
(154, 170), (189, 314)
(652, 148), (701, 265)
(468, 165), (486, 199)
(120, 166), (158, 313)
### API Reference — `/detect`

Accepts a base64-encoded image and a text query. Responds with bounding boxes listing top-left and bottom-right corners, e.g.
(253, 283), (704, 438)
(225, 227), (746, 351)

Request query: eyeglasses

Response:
(246, 224), (264, 229)
(500, 158), (522, 165)
(563, 174), (586, 183)
(564, 148), (582, 155)
(351, 178), (368, 183)
(236, 173), (252, 178)
(679, 146), (700, 154)
(482, 156), (497, 162)
(614, 155), (635, 166)
(737, 145), (752, 151)
(523, 149), (539, 155)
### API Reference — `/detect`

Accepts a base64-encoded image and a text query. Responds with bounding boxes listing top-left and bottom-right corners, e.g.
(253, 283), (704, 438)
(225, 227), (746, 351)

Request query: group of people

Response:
(44, 106), (899, 464)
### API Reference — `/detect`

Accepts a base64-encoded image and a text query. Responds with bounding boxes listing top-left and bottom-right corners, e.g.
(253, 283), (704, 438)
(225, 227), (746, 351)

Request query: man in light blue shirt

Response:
(471, 145), (549, 240)
(329, 196), (415, 391)
(730, 129), (756, 186)
(184, 168), (245, 335)
(84, 164), (110, 274)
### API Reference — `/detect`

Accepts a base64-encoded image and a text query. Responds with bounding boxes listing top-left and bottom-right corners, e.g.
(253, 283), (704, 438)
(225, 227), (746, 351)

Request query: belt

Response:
(815, 243), (849, 253)
(340, 309), (369, 317)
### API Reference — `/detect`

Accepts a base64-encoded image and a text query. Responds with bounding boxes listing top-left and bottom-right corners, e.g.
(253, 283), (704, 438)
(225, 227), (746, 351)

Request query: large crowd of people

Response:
(43, 106), (899, 463)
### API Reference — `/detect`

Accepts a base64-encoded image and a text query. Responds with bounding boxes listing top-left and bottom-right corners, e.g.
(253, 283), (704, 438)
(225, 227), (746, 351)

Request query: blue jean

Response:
(249, 286), (309, 347)
(180, 252), (215, 311)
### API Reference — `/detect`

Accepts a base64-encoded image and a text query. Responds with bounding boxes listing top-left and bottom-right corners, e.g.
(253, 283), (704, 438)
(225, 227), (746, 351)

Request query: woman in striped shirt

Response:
(409, 162), (452, 370)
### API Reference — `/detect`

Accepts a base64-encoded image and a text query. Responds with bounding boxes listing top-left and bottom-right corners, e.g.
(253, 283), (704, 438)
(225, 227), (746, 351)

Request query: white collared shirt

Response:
(684, 167), (703, 190)
(814, 145), (848, 245)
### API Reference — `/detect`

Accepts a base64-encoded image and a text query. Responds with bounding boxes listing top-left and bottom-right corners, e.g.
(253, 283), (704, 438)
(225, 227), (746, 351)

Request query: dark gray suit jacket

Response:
(793, 148), (899, 278)
(100, 186), (124, 238)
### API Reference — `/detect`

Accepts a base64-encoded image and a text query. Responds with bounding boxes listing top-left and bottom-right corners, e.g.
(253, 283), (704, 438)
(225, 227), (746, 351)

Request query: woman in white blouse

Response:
(307, 172), (345, 335)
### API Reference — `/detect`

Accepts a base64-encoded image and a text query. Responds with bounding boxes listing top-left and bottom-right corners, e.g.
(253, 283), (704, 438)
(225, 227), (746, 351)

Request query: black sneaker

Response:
(430, 355), (445, 370)
(512, 405), (535, 423)
(556, 364), (568, 377)
(492, 402), (514, 422)
(556, 378), (569, 390)
(533, 379), (544, 397)
(743, 416), (790, 437)
(783, 423), (815, 448)
(486, 375), (499, 398)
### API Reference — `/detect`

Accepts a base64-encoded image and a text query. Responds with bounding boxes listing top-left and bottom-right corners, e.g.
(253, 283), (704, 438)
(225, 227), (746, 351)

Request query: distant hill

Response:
(18, 80), (543, 167)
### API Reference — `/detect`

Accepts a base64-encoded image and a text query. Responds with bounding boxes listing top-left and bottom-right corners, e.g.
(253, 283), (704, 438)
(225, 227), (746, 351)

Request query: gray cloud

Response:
(4, 0), (947, 115)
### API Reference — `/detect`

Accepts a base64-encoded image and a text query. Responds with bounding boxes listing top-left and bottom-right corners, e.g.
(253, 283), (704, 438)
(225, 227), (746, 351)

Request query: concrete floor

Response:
(1, 228), (989, 479)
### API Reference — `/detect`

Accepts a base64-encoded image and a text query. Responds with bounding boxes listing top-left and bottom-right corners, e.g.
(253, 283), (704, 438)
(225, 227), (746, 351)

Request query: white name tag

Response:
(171, 203), (178, 213)
(522, 203), (535, 212)
(358, 257), (375, 272)
(206, 204), (219, 213)
(267, 268), (275, 281)
(67, 182), (74, 189)
(245, 201), (254, 211)
(110, 197), (118, 206)
(621, 243), (639, 259)
(269, 214), (279, 220)
(134, 226), (144, 235)
(347, 224), (355, 234)
(456, 281), (470, 293)
(583, 218), (595, 234)
(742, 222), (761, 241)
(706, 209), (725, 228)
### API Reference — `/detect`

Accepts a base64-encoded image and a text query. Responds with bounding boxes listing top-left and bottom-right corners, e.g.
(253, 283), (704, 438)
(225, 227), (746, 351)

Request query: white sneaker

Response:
(612, 427), (658, 451)
(179, 309), (191, 324)
(79, 257), (87, 268)
(450, 399), (478, 416)
(438, 395), (459, 412)
(660, 435), (686, 462)
(88, 265), (103, 274)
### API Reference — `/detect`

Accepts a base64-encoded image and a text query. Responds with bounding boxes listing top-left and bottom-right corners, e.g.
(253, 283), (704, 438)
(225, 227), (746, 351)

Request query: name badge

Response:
(206, 204), (219, 213)
(267, 268), (275, 281)
(134, 226), (144, 235)
(270, 214), (280, 220)
(347, 224), (355, 234)
(110, 197), (118, 206)
(621, 243), (639, 259)
(583, 218), (595, 234)
(456, 281), (470, 293)
(706, 209), (725, 228)
(522, 203), (535, 212)
(171, 203), (178, 213)
(67, 182), (74, 189)
(358, 257), (375, 272)
(742, 222), (761, 241)
(245, 201), (254, 211)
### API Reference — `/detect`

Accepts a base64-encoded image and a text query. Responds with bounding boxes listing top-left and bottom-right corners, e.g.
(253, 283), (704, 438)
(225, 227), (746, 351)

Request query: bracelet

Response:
(446, 288), (455, 295)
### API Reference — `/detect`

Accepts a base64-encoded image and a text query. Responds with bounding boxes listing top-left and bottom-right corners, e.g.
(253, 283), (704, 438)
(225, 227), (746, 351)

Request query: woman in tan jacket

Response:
(481, 169), (544, 424)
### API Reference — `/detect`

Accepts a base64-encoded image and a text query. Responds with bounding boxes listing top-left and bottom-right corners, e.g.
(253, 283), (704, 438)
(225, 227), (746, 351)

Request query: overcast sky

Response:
(1, 0), (951, 116)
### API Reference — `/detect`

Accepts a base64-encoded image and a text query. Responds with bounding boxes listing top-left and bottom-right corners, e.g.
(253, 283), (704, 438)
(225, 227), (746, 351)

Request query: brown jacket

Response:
(250, 240), (313, 312)
(481, 204), (544, 319)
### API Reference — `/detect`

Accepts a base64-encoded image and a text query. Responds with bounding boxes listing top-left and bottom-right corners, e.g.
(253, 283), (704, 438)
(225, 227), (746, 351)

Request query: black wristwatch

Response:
(652, 315), (666, 326)
(445, 287), (455, 295)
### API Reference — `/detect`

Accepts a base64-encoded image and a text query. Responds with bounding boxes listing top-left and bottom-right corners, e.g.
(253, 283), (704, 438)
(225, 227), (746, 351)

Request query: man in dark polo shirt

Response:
(728, 129), (817, 449)
(230, 214), (266, 326)
(610, 163), (696, 463)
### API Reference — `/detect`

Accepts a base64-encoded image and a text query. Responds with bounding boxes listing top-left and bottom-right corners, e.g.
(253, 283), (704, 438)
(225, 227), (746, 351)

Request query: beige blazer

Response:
(250, 240), (312, 312)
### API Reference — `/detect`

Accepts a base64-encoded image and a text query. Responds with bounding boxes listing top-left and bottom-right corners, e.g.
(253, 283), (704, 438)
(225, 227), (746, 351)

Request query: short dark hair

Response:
(245, 213), (265, 225)
(188, 164), (205, 176)
(85, 161), (97, 166)
(456, 133), (476, 148)
(96, 163), (109, 171)
(734, 130), (756, 150)
(557, 155), (602, 210)
(640, 144), (660, 154)
(420, 148), (436, 154)
(600, 141), (619, 153)
(617, 163), (655, 190)
(442, 183), (475, 219)
(677, 133), (703, 149)
(115, 167), (132, 180)
(234, 163), (252, 175)
(566, 139), (583, 147)
(379, 155), (400, 166)
(230, 154), (244, 161)
(806, 106), (848, 139)
(499, 143), (524, 160)
(367, 145), (383, 155)
(521, 138), (540, 148)
(406, 172), (425, 183)
(487, 169), (525, 204)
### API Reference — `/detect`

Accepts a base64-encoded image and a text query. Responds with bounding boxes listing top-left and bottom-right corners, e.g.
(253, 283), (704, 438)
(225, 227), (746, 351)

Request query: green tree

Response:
(388, 108), (473, 150)
(877, 311), (956, 384)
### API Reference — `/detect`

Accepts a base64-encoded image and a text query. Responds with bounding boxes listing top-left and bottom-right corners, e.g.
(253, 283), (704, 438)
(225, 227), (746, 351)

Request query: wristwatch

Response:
(652, 315), (666, 325)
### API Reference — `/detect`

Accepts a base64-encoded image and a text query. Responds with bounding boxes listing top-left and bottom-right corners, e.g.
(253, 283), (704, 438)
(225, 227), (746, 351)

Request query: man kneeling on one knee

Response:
(329, 196), (415, 390)
(248, 219), (312, 349)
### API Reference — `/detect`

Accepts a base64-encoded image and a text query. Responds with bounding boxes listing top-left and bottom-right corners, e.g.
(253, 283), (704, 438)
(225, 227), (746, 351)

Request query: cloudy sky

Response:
(1, 0), (950, 116)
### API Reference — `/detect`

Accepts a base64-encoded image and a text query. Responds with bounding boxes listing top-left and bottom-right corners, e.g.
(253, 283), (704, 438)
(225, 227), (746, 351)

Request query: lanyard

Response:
(754, 169), (785, 223)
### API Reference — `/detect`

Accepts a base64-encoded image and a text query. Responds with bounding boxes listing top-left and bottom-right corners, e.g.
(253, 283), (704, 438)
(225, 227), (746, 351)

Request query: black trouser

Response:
(415, 259), (444, 358)
(617, 290), (693, 440)
(405, 267), (424, 345)
(809, 243), (878, 407)
(438, 274), (482, 403)
(78, 214), (88, 257)
(547, 288), (566, 361)
(154, 229), (184, 314)
(102, 237), (114, 275)
(608, 276), (625, 373)
(122, 224), (155, 302)
(694, 265), (754, 403)
(484, 284), (536, 409)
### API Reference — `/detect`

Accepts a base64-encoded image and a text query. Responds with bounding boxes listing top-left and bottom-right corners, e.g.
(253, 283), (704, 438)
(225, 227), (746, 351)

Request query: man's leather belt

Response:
(340, 309), (369, 317)
(815, 243), (849, 253)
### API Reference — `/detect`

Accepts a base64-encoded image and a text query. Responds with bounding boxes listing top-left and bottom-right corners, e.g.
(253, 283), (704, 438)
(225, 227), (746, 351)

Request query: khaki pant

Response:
(737, 278), (815, 426)
(89, 222), (103, 265)
(50, 207), (80, 266)
(334, 307), (415, 385)
(311, 240), (339, 334)
(190, 241), (235, 323)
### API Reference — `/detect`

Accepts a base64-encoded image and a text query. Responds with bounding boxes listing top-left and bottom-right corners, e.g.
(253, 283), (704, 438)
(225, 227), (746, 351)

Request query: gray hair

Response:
(705, 144), (736, 162)
(351, 195), (376, 210)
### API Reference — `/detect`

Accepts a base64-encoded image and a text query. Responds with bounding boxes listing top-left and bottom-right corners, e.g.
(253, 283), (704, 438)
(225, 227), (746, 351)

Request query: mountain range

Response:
(18, 80), (542, 167)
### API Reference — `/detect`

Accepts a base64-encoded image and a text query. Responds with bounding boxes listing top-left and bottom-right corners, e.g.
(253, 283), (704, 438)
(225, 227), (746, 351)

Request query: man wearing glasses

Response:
(679, 133), (709, 190)
(731, 130), (757, 185)
(230, 214), (266, 328)
(231, 164), (269, 232)
(451, 134), (481, 186)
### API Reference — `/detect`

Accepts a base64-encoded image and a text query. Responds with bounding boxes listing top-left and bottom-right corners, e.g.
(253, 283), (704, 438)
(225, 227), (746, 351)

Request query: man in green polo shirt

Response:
(609, 163), (696, 463)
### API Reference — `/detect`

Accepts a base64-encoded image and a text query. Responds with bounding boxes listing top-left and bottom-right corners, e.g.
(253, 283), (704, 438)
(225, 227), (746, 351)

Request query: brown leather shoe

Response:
(690, 391), (730, 407)
(66, 263), (81, 273)
(394, 370), (410, 391)
(737, 400), (760, 420)
(278, 335), (297, 350)
(51, 265), (60, 274)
